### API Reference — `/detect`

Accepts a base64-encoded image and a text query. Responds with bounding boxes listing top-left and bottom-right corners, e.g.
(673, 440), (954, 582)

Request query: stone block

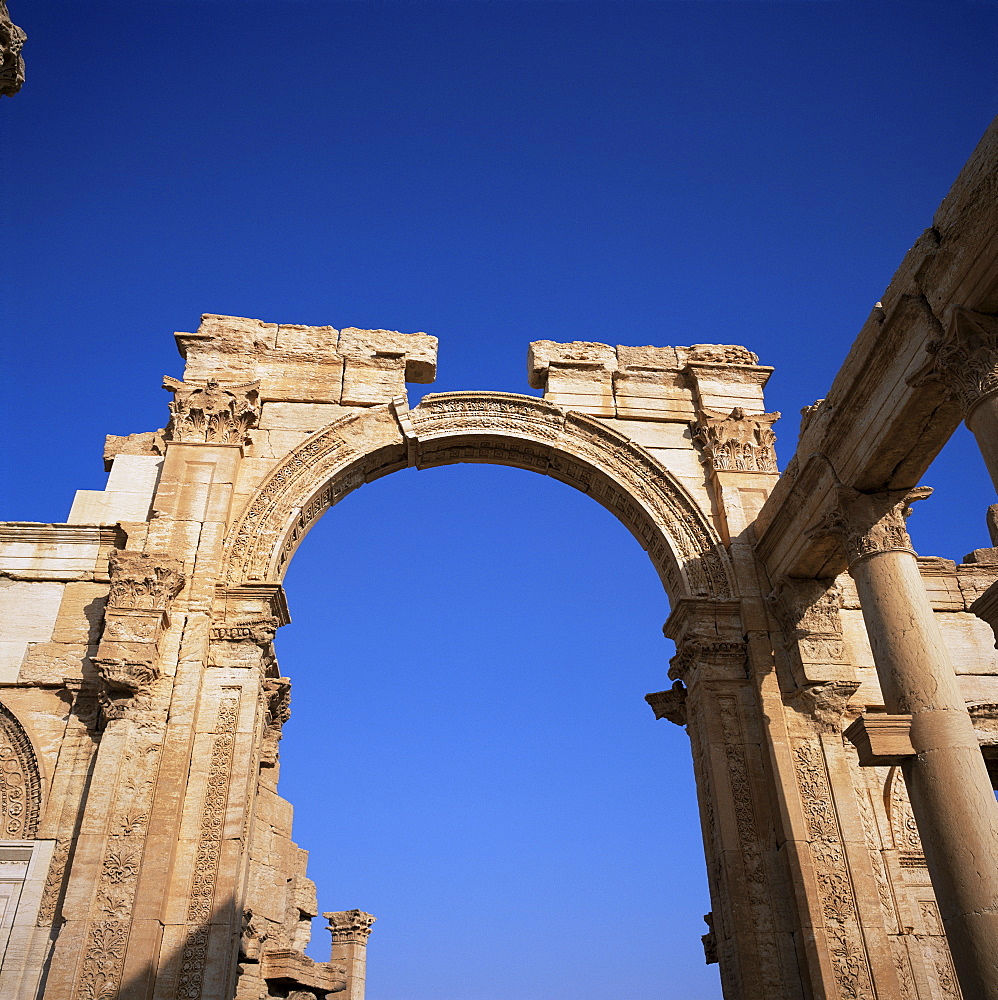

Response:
(845, 714), (915, 766)
(19, 641), (91, 685)
(613, 369), (695, 421)
(274, 323), (339, 353)
(338, 327), (437, 383)
(0, 581), (64, 646)
(105, 455), (165, 496)
(258, 402), (344, 432)
(340, 354), (407, 406)
(50, 584), (108, 645)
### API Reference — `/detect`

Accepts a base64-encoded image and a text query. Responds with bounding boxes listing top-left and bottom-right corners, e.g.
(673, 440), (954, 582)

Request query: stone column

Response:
(324, 910), (376, 1000)
(827, 485), (998, 998)
(914, 307), (998, 490)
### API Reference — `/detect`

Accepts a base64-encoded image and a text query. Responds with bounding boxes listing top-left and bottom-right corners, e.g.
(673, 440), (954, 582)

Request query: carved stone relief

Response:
(910, 307), (998, 416)
(0, 702), (41, 838)
(691, 407), (780, 473)
(221, 393), (735, 602)
(94, 550), (184, 719)
(164, 376), (261, 445)
(176, 690), (241, 1000)
(814, 486), (933, 568)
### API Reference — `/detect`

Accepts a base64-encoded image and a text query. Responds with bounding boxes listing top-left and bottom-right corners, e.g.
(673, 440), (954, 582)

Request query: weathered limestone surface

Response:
(2, 117), (998, 999)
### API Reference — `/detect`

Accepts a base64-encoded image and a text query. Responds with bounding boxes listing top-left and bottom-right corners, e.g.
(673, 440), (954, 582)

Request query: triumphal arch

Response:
(3, 117), (998, 999)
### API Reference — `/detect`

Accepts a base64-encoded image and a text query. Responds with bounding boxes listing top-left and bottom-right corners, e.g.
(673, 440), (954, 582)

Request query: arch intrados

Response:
(223, 391), (734, 603)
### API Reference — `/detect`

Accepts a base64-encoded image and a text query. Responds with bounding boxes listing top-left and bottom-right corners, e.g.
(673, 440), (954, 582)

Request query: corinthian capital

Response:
(814, 486), (932, 569)
(163, 376), (260, 445)
(690, 407), (780, 472)
(910, 307), (998, 416)
(323, 910), (376, 944)
(107, 550), (185, 611)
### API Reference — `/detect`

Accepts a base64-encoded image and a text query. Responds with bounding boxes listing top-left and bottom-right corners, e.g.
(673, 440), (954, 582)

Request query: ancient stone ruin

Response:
(1, 71), (998, 1000)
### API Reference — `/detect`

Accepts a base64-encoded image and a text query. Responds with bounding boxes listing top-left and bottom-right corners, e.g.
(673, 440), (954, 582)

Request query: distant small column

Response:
(324, 910), (376, 1000)
(827, 485), (998, 999)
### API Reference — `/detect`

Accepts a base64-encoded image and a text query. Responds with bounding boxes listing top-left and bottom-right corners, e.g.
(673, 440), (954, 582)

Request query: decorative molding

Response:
(0, 1), (26, 98)
(324, 909), (376, 944)
(909, 307), (998, 416)
(176, 691), (241, 1000)
(210, 617), (282, 645)
(691, 407), (780, 473)
(812, 486), (932, 568)
(645, 681), (688, 727)
(220, 393), (735, 602)
(163, 376), (260, 445)
(75, 740), (163, 1000)
(845, 714), (915, 766)
(791, 737), (876, 999)
(668, 634), (747, 684)
(37, 839), (72, 926)
(0, 702), (41, 838)
(768, 576), (845, 659)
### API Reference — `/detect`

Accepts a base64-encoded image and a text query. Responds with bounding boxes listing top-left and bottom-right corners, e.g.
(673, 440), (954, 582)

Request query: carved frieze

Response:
(163, 375), (261, 445)
(813, 486), (932, 568)
(177, 691), (241, 999)
(690, 407), (780, 473)
(910, 307), (998, 416)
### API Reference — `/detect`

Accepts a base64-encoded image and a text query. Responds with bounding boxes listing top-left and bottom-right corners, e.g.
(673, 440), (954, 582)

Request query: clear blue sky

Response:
(3, 3), (997, 998)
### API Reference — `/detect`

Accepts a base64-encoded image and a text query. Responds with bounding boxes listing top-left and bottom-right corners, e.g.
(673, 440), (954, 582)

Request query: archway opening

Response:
(274, 461), (722, 1000)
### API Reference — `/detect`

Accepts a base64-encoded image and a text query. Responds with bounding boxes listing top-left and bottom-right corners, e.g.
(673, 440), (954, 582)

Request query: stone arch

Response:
(222, 391), (735, 602)
(0, 702), (42, 839)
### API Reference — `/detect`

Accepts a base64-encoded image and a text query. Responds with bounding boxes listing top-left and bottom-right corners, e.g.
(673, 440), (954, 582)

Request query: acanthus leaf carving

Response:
(811, 485), (932, 568)
(909, 307), (998, 416)
(163, 375), (260, 445)
(323, 909), (376, 945)
(107, 550), (184, 612)
(690, 407), (780, 473)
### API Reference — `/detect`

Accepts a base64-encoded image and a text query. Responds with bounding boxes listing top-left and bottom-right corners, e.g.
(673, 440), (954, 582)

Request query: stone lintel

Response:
(844, 714), (915, 766)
